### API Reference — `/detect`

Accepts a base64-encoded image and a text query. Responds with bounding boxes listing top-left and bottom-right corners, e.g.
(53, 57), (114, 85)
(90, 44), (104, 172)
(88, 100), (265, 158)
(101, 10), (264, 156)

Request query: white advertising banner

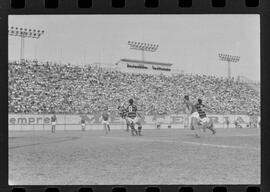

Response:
(8, 113), (260, 131)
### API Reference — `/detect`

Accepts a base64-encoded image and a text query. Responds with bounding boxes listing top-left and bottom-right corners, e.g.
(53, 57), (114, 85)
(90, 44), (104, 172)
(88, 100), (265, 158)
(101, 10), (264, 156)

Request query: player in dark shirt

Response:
(195, 99), (216, 134)
(195, 99), (207, 118)
(81, 117), (86, 131)
(126, 99), (143, 136)
(51, 113), (57, 133)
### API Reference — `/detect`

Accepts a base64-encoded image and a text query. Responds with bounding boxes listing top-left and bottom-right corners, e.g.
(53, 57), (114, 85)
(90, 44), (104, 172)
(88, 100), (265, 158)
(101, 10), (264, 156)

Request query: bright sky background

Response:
(9, 15), (260, 81)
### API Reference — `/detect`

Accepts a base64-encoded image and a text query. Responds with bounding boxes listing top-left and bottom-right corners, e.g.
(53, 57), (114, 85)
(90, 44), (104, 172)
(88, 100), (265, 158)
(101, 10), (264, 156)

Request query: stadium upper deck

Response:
(8, 60), (260, 115)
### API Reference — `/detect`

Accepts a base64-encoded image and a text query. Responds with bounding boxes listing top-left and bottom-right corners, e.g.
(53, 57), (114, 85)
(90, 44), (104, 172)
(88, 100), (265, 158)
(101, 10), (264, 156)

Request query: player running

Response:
(102, 107), (111, 134)
(126, 99), (143, 136)
(195, 99), (216, 134)
(183, 95), (201, 138)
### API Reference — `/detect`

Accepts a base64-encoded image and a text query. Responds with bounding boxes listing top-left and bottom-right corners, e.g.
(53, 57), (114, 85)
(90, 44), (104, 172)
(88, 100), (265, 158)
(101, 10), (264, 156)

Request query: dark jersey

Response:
(195, 103), (207, 118)
(102, 111), (109, 121)
(51, 115), (56, 122)
(126, 104), (137, 119)
(184, 100), (196, 114)
(81, 119), (85, 124)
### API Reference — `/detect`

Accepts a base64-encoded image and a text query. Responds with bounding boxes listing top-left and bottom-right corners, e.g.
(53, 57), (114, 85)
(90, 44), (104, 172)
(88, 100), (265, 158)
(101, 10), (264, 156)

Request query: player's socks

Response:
(138, 126), (142, 136)
(107, 125), (110, 132)
(131, 129), (136, 136)
(130, 125), (135, 136)
(133, 129), (138, 136)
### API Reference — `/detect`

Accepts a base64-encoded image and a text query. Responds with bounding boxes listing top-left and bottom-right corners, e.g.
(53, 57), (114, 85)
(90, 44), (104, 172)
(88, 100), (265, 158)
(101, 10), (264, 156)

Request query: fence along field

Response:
(9, 113), (260, 131)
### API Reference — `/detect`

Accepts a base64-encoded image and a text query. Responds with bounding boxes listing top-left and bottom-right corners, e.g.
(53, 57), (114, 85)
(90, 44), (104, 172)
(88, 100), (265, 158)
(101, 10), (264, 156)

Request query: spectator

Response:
(8, 61), (260, 116)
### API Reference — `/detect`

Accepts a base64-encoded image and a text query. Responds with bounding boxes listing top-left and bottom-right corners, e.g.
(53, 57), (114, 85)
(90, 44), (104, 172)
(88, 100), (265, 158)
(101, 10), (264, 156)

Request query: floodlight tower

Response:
(218, 53), (240, 79)
(8, 26), (45, 63)
(128, 41), (159, 61)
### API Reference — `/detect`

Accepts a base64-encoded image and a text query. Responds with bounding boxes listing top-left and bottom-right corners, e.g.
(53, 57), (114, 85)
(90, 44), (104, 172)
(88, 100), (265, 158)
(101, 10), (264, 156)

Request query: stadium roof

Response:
(119, 58), (173, 66)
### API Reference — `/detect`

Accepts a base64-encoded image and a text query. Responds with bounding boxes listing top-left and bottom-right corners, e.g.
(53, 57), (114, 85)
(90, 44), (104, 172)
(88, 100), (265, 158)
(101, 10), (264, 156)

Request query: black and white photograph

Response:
(8, 15), (260, 185)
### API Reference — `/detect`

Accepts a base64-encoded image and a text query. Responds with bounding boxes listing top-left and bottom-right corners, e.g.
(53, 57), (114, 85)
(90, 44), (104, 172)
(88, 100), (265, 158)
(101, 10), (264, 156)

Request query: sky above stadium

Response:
(9, 15), (260, 81)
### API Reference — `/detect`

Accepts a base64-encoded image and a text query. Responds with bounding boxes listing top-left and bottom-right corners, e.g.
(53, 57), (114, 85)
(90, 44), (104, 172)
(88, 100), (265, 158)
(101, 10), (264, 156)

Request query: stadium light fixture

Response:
(219, 53), (240, 79)
(128, 41), (159, 61)
(9, 26), (45, 63)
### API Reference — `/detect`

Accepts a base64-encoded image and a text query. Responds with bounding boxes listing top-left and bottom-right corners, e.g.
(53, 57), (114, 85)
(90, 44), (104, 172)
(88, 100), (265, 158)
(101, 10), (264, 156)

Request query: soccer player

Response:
(81, 116), (86, 131)
(183, 95), (200, 138)
(126, 99), (143, 136)
(195, 99), (216, 134)
(102, 107), (110, 134)
(51, 113), (57, 133)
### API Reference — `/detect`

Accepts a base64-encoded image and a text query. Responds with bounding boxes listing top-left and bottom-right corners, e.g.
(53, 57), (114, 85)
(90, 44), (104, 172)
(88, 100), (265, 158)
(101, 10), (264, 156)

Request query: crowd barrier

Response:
(8, 113), (260, 131)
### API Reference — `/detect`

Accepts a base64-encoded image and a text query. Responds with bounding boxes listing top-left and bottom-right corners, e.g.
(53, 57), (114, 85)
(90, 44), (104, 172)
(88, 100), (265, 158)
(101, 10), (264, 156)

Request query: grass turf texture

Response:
(9, 128), (260, 185)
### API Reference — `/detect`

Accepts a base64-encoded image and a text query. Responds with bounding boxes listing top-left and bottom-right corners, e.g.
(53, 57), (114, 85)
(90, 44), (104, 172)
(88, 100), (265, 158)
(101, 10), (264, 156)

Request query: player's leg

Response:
(190, 112), (201, 137)
(135, 117), (142, 136)
(128, 118), (137, 136)
(126, 121), (129, 132)
(199, 118), (207, 132)
(191, 117), (200, 138)
(125, 118), (129, 132)
(126, 118), (134, 135)
(137, 125), (142, 136)
(201, 117), (215, 134)
(107, 122), (111, 132)
(52, 122), (56, 133)
(131, 123), (137, 136)
(103, 121), (108, 134)
(207, 119), (216, 134)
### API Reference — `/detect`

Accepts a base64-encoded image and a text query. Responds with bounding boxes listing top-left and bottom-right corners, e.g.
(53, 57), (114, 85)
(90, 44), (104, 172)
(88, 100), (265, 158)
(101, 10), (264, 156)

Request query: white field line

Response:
(216, 134), (259, 137)
(181, 141), (260, 151)
(101, 136), (260, 151)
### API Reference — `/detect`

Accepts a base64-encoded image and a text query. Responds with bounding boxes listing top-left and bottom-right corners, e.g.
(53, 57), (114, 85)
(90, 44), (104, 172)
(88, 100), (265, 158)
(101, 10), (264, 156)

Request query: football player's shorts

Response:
(126, 117), (139, 124)
(81, 123), (85, 127)
(200, 117), (210, 124)
(102, 120), (109, 125)
(191, 112), (200, 119)
(52, 121), (56, 126)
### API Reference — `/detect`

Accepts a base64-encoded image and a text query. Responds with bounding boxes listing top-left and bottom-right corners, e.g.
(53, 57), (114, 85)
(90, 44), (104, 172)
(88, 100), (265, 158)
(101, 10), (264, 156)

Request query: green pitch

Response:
(9, 128), (260, 185)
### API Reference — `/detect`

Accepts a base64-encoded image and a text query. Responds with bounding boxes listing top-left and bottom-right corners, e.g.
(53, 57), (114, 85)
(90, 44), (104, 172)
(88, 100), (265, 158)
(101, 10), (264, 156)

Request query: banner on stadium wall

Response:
(8, 113), (260, 130)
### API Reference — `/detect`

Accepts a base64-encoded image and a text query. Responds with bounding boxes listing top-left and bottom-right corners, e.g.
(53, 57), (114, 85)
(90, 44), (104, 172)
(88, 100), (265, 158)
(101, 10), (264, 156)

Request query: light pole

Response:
(218, 53), (240, 79)
(9, 26), (45, 63)
(128, 41), (159, 61)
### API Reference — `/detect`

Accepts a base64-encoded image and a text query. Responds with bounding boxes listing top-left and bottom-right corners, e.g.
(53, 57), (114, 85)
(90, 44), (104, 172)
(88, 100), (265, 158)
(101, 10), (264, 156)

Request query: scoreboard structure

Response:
(115, 58), (173, 75)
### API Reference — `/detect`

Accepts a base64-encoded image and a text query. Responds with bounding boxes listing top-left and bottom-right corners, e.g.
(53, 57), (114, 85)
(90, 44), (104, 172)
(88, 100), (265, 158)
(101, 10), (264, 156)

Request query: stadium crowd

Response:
(8, 60), (260, 115)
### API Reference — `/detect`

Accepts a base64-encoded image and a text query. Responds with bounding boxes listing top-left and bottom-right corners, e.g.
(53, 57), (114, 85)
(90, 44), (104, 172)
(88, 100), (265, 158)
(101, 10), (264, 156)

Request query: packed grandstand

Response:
(8, 60), (260, 116)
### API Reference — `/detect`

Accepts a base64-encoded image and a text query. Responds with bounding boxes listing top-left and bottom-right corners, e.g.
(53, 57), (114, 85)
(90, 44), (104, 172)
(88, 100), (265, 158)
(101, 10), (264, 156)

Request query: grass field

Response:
(9, 128), (260, 185)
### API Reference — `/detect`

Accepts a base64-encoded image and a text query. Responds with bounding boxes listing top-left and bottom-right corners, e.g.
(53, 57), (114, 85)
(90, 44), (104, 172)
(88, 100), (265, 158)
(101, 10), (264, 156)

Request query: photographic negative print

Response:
(8, 15), (260, 185)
